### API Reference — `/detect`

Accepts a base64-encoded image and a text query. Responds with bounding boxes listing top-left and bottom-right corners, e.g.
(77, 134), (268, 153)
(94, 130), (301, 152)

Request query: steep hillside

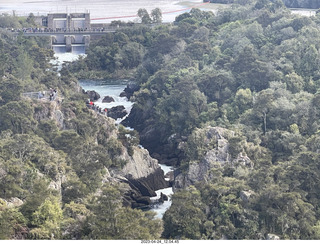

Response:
(0, 18), (164, 240)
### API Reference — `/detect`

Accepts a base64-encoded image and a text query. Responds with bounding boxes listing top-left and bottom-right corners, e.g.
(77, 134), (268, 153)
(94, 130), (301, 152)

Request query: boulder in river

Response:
(85, 90), (100, 102)
(159, 192), (168, 203)
(102, 96), (115, 103)
(107, 105), (127, 119)
(120, 91), (127, 97)
(122, 84), (140, 99)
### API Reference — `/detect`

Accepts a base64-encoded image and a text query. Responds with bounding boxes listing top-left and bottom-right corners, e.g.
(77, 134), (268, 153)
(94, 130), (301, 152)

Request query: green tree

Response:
(87, 185), (162, 239)
(0, 101), (35, 134)
(0, 76), (23, 105)
(151, 8), (162, 24)
(138, 9), (152, 24)
(30, 197), (63, 239)
(163, 186), (206, 239)
(61, 201), (90, 239)
(0, 206), (28, 240)
(284, 72), (304, 93)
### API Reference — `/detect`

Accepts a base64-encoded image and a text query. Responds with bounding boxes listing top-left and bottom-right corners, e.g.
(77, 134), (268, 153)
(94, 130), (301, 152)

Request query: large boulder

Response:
(119, 146), (168, 208)
(122, 84), (140, 99)
(159, 192), (168, 203)
(119, 91), (127, 97)
(102, 96), (115, 103)
(107, 105), (127, 119)
(85, 90), (100, 102)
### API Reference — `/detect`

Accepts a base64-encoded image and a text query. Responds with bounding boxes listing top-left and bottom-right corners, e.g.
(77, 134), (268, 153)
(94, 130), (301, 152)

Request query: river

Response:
(78, 78), (174, 218)
(51, 50), (173, 218)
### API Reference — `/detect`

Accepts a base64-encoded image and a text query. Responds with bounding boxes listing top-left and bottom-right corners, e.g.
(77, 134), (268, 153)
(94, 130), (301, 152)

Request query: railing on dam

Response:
(7, 23), (169, 36)
(9, 27), (118, 36)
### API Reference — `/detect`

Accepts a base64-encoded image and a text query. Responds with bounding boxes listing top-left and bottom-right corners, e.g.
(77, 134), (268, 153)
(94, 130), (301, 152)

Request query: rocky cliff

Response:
(32, 97), (167, 209)
(174, 126), (253, 190)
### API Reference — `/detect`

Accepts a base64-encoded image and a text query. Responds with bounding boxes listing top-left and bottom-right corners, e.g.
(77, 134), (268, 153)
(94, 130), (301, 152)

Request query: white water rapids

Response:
(53, 51), (173, 219)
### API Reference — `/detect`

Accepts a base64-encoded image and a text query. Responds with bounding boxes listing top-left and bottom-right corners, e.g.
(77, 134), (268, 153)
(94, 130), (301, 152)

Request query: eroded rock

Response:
(85, 90), (100, 102)
(107, 105), (127, 119)
(102, 96), (115, 103)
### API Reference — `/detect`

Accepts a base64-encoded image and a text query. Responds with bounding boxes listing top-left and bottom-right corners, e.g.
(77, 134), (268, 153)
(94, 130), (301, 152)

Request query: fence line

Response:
(22, 90), (63, 101)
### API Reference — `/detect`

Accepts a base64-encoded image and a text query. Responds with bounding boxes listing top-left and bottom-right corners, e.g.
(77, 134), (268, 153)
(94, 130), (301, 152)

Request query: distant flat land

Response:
(177, 1), (231, 10)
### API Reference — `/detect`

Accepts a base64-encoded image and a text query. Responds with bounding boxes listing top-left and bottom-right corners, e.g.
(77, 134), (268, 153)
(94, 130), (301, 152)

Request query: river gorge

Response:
(52, 51), (174, 219)
(79, 79), (174, 218)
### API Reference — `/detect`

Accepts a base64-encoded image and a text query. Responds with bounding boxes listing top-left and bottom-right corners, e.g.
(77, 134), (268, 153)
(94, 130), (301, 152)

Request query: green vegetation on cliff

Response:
(3, 0), (320, 240)
(68, 0), (320, 239)
(0, 15), (162, 240)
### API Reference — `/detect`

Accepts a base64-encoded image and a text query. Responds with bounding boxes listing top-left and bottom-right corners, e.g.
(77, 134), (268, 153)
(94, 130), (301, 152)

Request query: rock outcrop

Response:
(100, 144), (167, 209)
(0, 197), (24, 208)
(107, 105), (127, 119)
(122, 106), (184, 166)
(122, 146), (168, 192)
(122, 84), (140, 99)
(102, 96), (115, 103)
(240, 190), (255, 205)
(266, 233), (280, 240)
(174, 126), (253, 190)
(85, 90), (100, 102)
(29, 92), (166, 210)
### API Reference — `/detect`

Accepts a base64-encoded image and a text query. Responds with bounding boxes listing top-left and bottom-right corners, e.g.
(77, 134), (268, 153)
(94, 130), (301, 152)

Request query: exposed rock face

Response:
(120, 91), (127, 97)
(102, 96), (115, 103)
(29, 92), (166, 210)
(122, 146), (168, 191)
(174, 126), (253, 190)
(106, 146), (168, 209)
(0, 197), (24, 208)
(240, 190), (255, 204)
(33, 100), (66, 129)
(266, 234), (280, 240)
(160, 192), (168, 202)
(107, 105), (127, 119)
(122, 105), (185, 166)
(85, 90), (100, 102)
(122, 84), (140, 99)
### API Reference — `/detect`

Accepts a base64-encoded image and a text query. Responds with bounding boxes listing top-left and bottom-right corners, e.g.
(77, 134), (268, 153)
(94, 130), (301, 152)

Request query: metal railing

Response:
(22, 91), (63, 101)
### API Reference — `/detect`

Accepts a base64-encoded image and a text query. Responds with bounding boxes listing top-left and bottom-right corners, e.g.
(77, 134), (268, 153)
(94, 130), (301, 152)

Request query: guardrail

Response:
(22, 91), (63, 102)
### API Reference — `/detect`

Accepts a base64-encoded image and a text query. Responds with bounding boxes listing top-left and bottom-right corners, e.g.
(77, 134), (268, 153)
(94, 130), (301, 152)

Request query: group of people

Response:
(49, 88), (58, 101)
(37, 88), (58, 101)
(86, 100), (108, 116)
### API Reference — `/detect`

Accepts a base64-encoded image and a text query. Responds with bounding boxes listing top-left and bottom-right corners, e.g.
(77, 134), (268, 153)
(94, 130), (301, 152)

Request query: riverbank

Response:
(79, 78), (174, 219)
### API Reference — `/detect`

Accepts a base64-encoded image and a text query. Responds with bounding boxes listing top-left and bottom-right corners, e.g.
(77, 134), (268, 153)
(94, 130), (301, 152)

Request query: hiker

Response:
(38, 91), (44, 99)
(52, 89), (57, 100)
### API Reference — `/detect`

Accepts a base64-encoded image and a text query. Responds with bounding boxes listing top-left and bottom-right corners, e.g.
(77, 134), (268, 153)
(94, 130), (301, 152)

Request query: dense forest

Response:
(0, 13), (163, 240)
(206, 0), (320, 9)
(2, 0), (320, 240)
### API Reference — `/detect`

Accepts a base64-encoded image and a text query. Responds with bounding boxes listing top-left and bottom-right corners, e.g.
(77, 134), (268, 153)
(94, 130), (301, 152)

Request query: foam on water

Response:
(79, 81), (134, 118)
(51, 41), (172, 220)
